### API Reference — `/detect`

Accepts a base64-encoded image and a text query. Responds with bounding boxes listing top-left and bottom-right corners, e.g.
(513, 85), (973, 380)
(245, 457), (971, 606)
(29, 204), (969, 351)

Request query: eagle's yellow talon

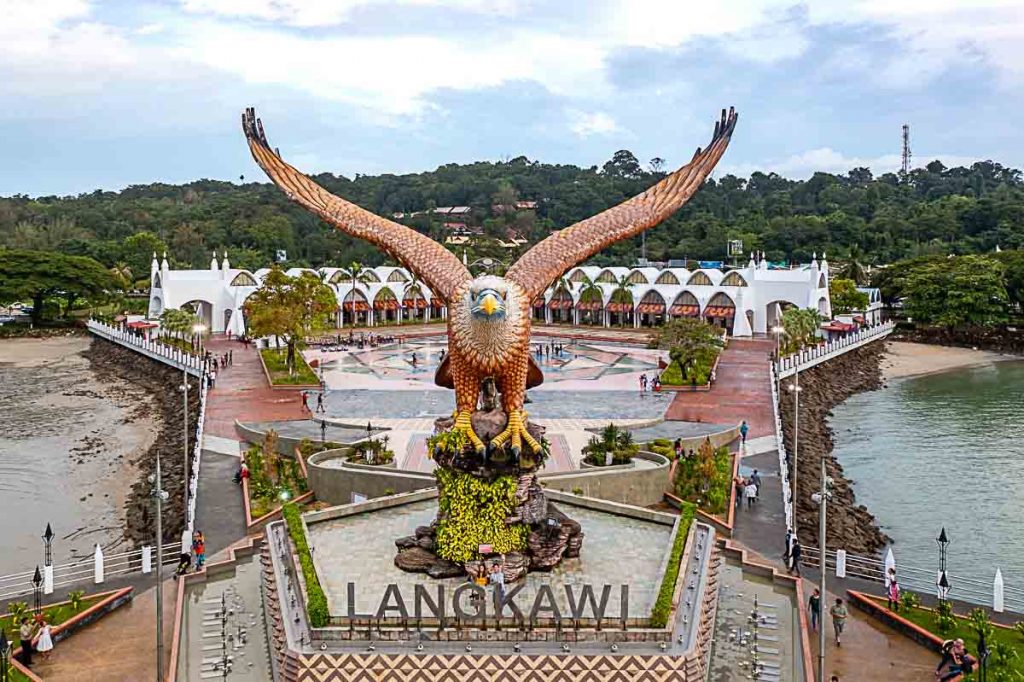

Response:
(489, 410), (539, 454)
(454, 410), (485, 452)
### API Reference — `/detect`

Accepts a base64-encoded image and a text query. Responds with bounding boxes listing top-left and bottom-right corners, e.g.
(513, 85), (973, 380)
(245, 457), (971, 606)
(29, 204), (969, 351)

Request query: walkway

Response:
(29, 581), (177, 681)
(664, 337), (775, 437)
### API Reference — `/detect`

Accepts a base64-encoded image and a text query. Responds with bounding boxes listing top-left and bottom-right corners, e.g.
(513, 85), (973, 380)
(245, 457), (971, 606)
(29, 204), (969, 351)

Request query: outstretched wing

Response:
(505, 108), (738, 297)
(242, 107), (471, 301)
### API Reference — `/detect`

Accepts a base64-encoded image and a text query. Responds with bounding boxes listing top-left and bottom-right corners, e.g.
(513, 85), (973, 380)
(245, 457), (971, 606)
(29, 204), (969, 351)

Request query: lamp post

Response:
(150, 451), (169, 682)
(191, 323), (207, 357)
(936, 527), (950, 602)
(811, 459), (833, 682)
(42, 523), (54, 596)
(31, 566), (42, 614)
(0, 630), (11, 682)
(787, 376), (802, 510)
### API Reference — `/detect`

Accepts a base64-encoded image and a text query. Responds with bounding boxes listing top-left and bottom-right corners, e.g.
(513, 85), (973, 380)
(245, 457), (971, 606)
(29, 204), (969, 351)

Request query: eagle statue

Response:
(242, 107), (737, 456)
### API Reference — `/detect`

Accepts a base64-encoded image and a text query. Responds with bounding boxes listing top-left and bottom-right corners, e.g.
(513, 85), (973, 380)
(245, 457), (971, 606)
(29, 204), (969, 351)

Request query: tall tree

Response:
(244, 267), (337, 373)
(828, 278), (870, 314)
(903, 255), (1008, 327)
(0, 250), (115, 322)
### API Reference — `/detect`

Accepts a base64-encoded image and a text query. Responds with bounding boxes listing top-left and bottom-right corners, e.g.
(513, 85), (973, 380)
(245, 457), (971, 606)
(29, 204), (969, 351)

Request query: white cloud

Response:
(179, 0), (519, 27)
(723, 147), (983, 179)
(567, 110), (621, 138)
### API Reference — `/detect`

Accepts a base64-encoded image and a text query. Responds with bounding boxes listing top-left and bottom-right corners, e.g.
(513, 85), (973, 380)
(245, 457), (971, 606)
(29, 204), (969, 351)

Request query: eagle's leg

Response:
(452, 364), (485, 453)
(490, 357), (541, 455)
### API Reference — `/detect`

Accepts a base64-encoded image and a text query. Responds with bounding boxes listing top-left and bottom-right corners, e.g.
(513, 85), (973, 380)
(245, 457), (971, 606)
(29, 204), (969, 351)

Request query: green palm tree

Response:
(346, 262), (376, 328)
(403, 275), (428, 324)
(109, 262), (133, 289)
(841, 244), (870, 285)
(577, 273), (603, 325)
(611, 275), (634, 328)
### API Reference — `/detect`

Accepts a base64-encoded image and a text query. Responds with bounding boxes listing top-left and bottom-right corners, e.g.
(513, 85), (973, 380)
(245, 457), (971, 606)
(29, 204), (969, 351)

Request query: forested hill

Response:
(1, 150), (1022, 278)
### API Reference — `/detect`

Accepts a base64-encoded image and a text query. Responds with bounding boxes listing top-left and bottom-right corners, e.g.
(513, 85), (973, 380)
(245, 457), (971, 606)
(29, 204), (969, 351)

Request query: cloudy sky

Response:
(2, 0), (1023, 196)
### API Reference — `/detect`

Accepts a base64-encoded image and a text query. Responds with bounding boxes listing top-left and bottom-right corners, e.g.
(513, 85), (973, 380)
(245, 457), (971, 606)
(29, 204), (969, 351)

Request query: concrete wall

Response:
(306, 449), (434, 505)
(540, 451), (671, 507)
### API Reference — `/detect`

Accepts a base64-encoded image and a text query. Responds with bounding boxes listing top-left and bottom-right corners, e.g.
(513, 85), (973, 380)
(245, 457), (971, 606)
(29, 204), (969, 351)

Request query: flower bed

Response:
(581, 423), (638, 467)
(259, 347), (319, 386)
(650, 501), (695, 627)
(244, 434), (309, 519)
(672, 438), (733, 515)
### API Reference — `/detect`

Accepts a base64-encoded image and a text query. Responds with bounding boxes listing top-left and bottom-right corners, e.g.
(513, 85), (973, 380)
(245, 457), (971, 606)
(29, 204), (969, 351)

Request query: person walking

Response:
(744, 480), (757, 509)
(316, 392), (325, 414)
(749, 469), (762, 502)
(228, 349), (233, 365)
(192, 531), (206, 571)
(19, 617), (36, 666)
(830, 597), (848, 647)
(789, 538), (802, 576)
(34, 619), (53, 659)
(808, 588), (821, 631)
(301, 391), (310, 413)
(673, 438), (682, 460)
(739, 420), (749, 446)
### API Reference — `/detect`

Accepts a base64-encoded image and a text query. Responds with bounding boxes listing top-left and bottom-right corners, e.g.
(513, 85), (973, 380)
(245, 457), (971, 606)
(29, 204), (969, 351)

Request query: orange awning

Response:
(669, 304), (700, 317)
(636, 303), (665, 315)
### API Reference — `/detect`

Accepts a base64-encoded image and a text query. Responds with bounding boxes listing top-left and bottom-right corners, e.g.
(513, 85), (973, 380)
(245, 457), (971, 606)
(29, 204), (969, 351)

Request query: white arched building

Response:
(146, 252), (830, 338)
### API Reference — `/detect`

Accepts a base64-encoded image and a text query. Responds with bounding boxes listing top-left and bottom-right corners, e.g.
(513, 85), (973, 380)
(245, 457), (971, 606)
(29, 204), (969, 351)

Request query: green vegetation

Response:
(651, 318), (724, 386)
(260, 348), (319, 385)
(646, 438), (676, 460)
(244, 430), (308, 519)
(246, 267), (337, 375)
(297, 438), (344, 458)
(282, 502), (329, 627)
(673, 438), (733, 515)
(434, 468), (528, 563)
(582, 423), (638, 466)
(829, 278), (869, 314)
(346, 435), (395, 465)
(1, 592), (104, 648)
(0, 249), (117, 324)
(781, 307), (823, 353)
(650, 501), (696, 628)
(869, 596), (1024, 680)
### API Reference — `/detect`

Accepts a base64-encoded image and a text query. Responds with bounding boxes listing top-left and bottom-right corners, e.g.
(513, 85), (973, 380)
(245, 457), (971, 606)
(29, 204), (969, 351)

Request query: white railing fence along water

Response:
(185, 375), (208, 537)
(86, 319), (205, 376)
(0, 543), (182, 601)
(769, 362), (794, 533)
(775, 321), (895, 379)
(801, 546), (1024, 615)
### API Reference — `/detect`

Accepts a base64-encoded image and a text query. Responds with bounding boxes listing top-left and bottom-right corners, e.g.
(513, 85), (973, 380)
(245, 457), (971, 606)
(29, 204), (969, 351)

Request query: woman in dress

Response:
(34, 619), (54, 658)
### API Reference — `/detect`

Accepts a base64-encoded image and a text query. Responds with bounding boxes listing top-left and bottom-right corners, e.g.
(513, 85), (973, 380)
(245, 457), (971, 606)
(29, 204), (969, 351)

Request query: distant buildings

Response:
(147, 251), (833, 338)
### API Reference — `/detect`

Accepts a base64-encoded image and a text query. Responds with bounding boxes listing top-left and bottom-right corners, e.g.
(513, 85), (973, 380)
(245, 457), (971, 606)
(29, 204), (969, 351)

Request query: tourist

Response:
(34, 618), (53, 659)
(789, 539), (802, 576)
(228, 350), (233, 365)
(489, 560), (506, 604)
(744, 479), (757, 508)
(320, 419), (327, 442)
(830, 597), (848, 646)
(301, 391), (310, 412)
(316, 392), (325, 414)
(887, 575), (901, 612)
(673, 439), (682, 459)
(739, 420), (749, 445)
(749, 469), (762, 496)
(176, 550), (192, 576)
(639, 373), (647, 393)
(734, 476), (745, 508)
(209, 369), (217, 389)
(193, 531), (206, 570)
(808, 588), (821, 631)
(937, 639), (968, 680)
(19, 617), (35, 666)
(783, 528), (793, 564)
(652, 376), (661, 391)
(227, 329), (232, 341)
(234, 461), (250, 485)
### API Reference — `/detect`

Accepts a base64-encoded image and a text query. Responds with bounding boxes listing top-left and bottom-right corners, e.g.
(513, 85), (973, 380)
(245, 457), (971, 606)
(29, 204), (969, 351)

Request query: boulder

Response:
(395, 535), (418, 550)
(427, 558), (464, 579)
(394, 547), (437, 572)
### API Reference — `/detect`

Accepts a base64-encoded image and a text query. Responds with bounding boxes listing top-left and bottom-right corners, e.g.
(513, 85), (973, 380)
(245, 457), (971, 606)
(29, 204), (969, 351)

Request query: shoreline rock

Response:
(779, 342), (890, 554)
(83, 338), (200, 545)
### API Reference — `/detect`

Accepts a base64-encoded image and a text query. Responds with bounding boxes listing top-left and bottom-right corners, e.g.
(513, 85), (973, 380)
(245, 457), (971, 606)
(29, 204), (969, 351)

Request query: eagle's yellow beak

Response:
(480, 292), (499, 316)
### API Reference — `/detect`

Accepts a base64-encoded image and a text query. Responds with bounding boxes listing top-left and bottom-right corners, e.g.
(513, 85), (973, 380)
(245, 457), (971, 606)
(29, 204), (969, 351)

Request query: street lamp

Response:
(42, 523), (54, 596)
(191, 323), (207, 356)
(787, 379), (802, 509)
(150, 434), (170, 681)
(811, 460), (833, 682)
(936, 527), (950, 602)
(0, 630), (11, 682)
(31, 566), (42, 614)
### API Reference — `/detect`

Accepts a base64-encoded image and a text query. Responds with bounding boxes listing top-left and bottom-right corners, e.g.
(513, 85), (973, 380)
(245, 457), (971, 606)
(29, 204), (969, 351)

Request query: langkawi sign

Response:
(345, 582), (631, 624)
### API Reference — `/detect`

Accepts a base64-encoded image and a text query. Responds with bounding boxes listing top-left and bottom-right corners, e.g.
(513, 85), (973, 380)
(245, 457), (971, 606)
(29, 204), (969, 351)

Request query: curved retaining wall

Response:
(306, 448), (671, 507)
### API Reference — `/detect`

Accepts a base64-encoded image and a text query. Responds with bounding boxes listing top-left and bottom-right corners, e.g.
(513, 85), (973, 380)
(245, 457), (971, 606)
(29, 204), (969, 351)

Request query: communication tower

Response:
(901, 124), (911, 175)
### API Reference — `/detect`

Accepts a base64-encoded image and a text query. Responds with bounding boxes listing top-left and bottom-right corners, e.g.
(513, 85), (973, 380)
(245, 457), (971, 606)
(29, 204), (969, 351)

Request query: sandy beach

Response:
(881, 341), (1014, 380)
(0, 337), (158, 574)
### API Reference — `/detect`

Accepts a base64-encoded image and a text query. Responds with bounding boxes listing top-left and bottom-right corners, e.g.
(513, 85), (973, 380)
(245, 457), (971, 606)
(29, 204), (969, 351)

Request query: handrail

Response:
(769, 361), (794, 532)
(775, 321), (894, 378)
(86, 319), (206, 377)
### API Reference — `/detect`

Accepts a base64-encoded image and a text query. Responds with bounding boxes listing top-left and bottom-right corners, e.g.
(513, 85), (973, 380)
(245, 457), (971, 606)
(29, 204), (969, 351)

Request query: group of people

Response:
(638, 373), (661, 392)
(15, 613), (54, 668)
(203, 349), (232, 389)
(535, 341), (568, 359)
(735, 469), (762, 509)
(175, 530), (207, 576)
(301, 390), (327, 414)
(807, 588), (849, 646)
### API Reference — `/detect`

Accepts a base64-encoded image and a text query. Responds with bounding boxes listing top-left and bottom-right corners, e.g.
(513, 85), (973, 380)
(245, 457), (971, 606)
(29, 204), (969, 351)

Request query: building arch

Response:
(340, 289), (369, 327)
(818, 273), (826, 288)
(388, 269), (409, 283)
(721, 271), (747, 287)
(669, 291), (700, 318)
(148, 295), (164, 319)
(687, 271), (713, 286)
(817, 296), (830, 317)
(655, 271), (680, 285)
(765, 300), (796, 330)
(328, 269), (352, 284)
(636, 290), (666, 327)
(596, 269), (618, 284)
(703, 292), (736, 333)
(152, 272), (163, 289)
(402, 283), (428, 322)
(373, 287), (400, 323)
(361, 270), (382, 283)
(569, 269), (589, 283)
(547, 285), (573, 323)
(230, 271), (257, 286)
(605, 288), (634, 327)
(181, 299), (214, 330)
(627, 270), (649, 284)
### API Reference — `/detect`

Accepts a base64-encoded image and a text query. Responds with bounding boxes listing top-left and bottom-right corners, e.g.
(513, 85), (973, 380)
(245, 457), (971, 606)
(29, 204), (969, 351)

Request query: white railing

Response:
(769, 362), (794, 533)
(0, 543), (182, 601)
(801, 546), (1024, 615)
(185, 375), (208, 537)
(86, 319), (205, 376)
(775, 321), (895, 378)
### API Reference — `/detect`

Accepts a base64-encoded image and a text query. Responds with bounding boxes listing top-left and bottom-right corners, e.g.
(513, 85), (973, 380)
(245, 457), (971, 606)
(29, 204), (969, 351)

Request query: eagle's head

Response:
(468, 275), (511, 321)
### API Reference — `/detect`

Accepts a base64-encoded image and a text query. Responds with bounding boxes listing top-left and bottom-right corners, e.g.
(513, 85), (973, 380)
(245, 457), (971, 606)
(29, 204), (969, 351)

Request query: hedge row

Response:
(649, 501), (696, 628)
(282, 502), (330, 627)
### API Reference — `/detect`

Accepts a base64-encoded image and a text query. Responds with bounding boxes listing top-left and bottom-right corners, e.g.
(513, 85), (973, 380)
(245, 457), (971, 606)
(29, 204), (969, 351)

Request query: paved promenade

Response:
(664, 337), (776, 437)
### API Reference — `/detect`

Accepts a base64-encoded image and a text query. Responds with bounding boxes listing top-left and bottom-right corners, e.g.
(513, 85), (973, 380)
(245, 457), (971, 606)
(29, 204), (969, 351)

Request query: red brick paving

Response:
(664, 337), (776, 437)
(202, 337), (307, 440)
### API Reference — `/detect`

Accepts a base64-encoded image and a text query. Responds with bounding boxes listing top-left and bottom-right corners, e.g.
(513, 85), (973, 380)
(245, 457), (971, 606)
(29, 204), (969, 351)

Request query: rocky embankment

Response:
(84, 338), (200, 545)
(779, 342), (890, 554)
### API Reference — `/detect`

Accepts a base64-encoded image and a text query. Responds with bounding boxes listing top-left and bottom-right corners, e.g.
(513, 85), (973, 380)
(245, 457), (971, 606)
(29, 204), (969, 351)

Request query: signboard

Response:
(275, 249), (288, 262)
(727, 239), (743, 256)
(478, 544), (493, 554)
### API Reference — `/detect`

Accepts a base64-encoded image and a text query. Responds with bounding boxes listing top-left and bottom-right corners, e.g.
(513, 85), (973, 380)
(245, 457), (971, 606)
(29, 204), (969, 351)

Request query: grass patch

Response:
(650, 501), (695, 628)
(282, 503), (329, 627)
(260, 348), (319, 385)
(867, 596), (1024, 678)
(1, 594), (104, 649)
